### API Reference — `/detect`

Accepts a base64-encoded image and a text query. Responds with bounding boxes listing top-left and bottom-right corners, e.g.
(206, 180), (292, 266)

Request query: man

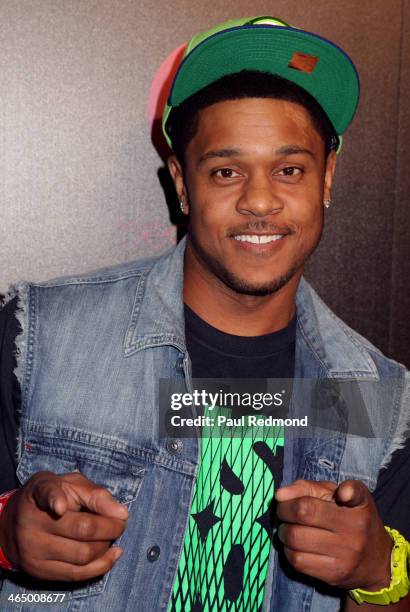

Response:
(0, 16), (409, 612)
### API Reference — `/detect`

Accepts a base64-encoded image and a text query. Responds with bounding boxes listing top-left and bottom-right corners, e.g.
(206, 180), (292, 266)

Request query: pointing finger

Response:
(275, 479), (337, 503)
(63, 483), (129, 520)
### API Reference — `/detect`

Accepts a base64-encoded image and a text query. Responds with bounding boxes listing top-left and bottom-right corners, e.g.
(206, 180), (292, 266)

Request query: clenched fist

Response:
(0, 471), (128, 582)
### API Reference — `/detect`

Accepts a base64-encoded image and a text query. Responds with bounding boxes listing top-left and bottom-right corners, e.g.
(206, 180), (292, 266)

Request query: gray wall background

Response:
(1, 0), (409, 367)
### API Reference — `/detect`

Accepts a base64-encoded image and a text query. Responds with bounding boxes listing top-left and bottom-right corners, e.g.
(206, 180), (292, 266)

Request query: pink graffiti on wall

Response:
(117, 217), (186, 252)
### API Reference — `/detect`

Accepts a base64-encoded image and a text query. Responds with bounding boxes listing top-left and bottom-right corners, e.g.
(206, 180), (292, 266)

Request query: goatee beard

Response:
(188, 225), (322, 296)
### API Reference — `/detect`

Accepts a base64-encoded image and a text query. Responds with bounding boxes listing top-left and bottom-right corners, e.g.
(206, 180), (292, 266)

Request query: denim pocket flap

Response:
(17, 433), (146, 504)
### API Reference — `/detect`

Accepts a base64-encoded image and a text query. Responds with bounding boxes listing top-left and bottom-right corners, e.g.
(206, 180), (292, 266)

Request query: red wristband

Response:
(0, 489), (18, 571)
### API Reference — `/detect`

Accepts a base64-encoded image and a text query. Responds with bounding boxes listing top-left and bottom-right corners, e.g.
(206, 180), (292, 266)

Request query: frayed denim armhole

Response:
(3, 282), (30, 463)
(380, 370), (410, 470)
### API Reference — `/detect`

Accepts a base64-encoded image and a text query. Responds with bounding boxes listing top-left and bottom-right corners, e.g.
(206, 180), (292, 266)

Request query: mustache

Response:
(227, 221), (294, 236)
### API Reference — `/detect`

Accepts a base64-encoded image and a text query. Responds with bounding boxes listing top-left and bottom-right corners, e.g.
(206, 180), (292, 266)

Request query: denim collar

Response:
(124, 238), (187, 355)
(125, 237), (378, 380)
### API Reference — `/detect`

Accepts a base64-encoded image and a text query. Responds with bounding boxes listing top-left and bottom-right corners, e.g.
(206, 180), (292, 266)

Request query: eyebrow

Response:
(197, 144), (314, 167)
(275, 145), (314, 158)
(197, 148), (242, 167)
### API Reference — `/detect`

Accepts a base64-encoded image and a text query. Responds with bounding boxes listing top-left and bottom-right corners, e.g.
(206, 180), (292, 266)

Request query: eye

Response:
(212, 168), (241, 179)
(276, 166), (303, 177)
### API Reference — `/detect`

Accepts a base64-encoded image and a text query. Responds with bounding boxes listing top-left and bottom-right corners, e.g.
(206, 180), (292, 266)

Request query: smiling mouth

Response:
(233, 234), (285, 244)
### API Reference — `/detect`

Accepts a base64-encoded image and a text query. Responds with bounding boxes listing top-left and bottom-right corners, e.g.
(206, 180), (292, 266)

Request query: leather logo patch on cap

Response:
(288, 52), (319, 73)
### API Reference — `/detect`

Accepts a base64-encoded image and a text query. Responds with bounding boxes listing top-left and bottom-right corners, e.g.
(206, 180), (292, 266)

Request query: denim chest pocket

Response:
(16, 433), (147, 600)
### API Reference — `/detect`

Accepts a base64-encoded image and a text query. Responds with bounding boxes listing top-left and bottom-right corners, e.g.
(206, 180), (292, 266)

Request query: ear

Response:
(323, 150), (337, 203)
(167, 155), (189, 214)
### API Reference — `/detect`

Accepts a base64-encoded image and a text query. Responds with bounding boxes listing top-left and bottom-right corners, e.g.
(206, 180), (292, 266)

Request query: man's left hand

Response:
(275, 479), (393, 591)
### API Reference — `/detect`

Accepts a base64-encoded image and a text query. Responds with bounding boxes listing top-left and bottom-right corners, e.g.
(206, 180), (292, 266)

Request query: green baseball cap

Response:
(162, 16), (360, 151)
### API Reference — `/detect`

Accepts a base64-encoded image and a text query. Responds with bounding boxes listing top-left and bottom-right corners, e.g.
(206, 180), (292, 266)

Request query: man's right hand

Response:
(0, 471), (129, 581)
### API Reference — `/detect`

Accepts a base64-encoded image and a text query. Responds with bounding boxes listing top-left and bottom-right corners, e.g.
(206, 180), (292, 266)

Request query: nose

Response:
(236, 174), (284, 217)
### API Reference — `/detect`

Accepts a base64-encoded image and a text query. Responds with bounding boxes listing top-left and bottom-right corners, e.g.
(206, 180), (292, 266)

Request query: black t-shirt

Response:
(170, 305), (296, 610)
(0, 297), (409, 540)
(185, 303), (296, 379)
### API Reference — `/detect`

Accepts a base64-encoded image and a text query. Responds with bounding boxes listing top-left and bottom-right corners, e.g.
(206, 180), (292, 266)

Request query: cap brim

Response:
(168, 25), (360, 137)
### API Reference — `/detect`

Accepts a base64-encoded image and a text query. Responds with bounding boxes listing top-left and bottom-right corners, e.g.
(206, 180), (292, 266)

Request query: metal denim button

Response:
(175, 357), (184, 371)
(166, 439), (183, 454)
(147, 545), (160, 562)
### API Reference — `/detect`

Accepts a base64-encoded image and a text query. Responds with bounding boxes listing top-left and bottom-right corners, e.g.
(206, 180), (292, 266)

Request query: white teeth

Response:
(233, 234), (284, 244)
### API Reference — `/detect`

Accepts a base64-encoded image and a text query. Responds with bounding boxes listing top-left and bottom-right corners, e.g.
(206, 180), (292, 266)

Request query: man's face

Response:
(169, 97), (336, 297)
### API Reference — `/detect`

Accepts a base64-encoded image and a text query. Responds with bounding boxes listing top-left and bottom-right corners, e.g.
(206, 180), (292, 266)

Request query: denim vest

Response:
(1, 238), (409, 612)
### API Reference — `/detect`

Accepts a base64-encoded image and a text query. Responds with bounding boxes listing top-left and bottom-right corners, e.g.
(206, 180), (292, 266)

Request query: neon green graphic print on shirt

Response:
(170, 408), (284, 611)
